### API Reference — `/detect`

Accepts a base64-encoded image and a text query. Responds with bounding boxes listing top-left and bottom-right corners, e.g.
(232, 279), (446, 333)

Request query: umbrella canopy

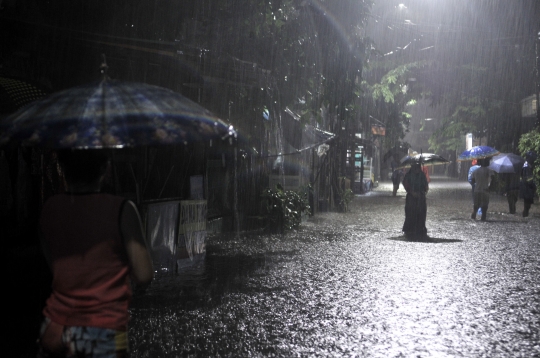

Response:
(488, 153), (525, 174)
(0, 78), (236, 149)
(457, 146), (499, 162)
(0, 76), (50, 114)
(399, 153), (449, 168)
(383, 146), (409, 163)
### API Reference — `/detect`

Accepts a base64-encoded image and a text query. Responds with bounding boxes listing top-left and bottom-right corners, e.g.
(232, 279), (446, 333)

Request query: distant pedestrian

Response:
(502, 172), (520, 214)
(470, 158), (495, 221)
(390, 158), (405, 196)
(391, 168), (404, 196)
(402, 161), (429, 238)
(422, 165), (430, 183)
(520, 151), (537, 217)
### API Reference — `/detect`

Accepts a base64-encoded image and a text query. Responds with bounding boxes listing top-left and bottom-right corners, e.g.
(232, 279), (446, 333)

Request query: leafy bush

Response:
(261, 183), (311, 233)
(518, 128), (540, 196)
(338, 188), (354, 212)
(335, 177), (354, 212)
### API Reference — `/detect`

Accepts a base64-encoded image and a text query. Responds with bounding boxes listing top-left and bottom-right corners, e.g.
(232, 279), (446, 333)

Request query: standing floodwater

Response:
(129, 176), (540, 357)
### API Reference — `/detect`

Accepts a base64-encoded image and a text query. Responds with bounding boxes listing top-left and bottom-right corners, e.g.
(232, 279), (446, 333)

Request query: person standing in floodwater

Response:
(391, 168), (404, 196)
(37, 149), (153, 358)
(402, 161), (429, 238)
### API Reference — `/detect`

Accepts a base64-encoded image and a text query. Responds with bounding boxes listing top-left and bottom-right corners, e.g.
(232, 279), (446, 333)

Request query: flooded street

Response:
(129, 176), (540, 357)
(2, 0), (540, 356)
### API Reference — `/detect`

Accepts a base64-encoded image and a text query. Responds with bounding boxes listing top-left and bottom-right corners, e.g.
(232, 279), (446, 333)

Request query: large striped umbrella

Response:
(0, 76), (50, 114)
(0, 77), (236, 149)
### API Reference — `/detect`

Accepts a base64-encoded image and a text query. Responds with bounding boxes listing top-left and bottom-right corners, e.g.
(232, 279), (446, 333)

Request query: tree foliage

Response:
(518, 128), (540, 196)
(360, 59), (430, 153)
(427, 64), (505, 153)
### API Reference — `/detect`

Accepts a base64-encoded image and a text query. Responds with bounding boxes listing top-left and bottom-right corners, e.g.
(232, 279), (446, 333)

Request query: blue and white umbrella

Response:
(457, 146), (499, 161)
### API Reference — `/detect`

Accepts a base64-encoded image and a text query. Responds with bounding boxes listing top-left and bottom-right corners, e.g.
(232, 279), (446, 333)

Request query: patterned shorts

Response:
(37, 317), (128, 358)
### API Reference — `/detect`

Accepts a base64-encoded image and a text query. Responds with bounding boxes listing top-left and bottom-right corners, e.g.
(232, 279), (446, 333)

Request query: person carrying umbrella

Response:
(37, 149), (154, 357)
(487, 153), (525, 214)
(470, 158), (495, 221)
(402, 160), (429, 238)
(468, 160), (482, 215)
(467, 159), (480, 202)
(422, 165), (431, 183)
(502, 173), (519, 214)
(502, 171), (521, 214)
(520, 151), (537, 217)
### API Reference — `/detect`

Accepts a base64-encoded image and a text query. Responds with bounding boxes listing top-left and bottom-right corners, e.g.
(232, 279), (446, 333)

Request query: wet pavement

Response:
(129, 176), (540, 357)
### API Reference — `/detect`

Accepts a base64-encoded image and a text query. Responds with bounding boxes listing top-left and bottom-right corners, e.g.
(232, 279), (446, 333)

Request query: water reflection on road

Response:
(130, 177), (540, 357)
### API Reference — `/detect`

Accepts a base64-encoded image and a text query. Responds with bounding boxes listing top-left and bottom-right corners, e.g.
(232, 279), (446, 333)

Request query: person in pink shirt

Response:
(37, 149), (153, 358)
(422, 165), (430, 183)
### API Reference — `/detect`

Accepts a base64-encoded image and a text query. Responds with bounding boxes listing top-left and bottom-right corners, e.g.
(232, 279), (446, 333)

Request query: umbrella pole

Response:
(111, 159), (119, 195)
(142, 149), (157, 198)
(234, 142), (240, 238)
(158, 165), (175, 199)
(129, 163), (140, 206)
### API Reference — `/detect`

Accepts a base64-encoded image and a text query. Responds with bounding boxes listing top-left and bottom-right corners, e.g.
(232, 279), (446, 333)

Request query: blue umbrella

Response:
(457, 146), (499, 161)
(488, 153), (525, 173)
(0, 77), (236, 149)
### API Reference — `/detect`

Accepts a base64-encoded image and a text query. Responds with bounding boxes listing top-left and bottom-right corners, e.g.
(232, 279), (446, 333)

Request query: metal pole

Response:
(360, 147), (365, 194)
(536, 29), (540, 128)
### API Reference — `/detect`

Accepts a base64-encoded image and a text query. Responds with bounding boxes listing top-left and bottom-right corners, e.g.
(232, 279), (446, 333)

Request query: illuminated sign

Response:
(371, 125), (386, 136)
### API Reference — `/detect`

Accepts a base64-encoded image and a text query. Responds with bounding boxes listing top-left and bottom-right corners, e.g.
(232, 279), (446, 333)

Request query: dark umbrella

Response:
(383, 145), (408, 163)
(399, 153), (449, 168)
(0, 76), (50, 114)
(488, 153), (525, 173)
(0, 77), (235, 149)
(457, 146), (499, 161)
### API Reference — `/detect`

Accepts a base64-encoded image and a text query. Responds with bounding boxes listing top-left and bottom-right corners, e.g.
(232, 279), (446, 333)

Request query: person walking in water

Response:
(402, 160), (429, 238)
(37, 149), (154, 358)
(471, 158), (495, 221)
(391, 168), (404, 196)
(468, 160), (480, 204)
(502, 172), (520, 214)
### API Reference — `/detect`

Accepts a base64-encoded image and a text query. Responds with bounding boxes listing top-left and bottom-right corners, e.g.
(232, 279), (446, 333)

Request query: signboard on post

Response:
(371, 124), (386, 136)
(521, 94), (538, 118)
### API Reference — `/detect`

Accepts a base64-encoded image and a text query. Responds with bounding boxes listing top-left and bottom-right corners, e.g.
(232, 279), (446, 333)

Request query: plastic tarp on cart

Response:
(177, 200), (207, 269)
(145, 201), (180, 275)
(145, 200), (208, 274)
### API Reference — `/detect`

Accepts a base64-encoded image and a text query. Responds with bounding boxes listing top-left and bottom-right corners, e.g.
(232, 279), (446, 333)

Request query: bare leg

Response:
(480, 206), (487, 221)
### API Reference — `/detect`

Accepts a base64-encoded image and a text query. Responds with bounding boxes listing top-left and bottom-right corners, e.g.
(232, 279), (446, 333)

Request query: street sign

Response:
(521, 94), (538, 118)
(371, 124), (386, 136)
